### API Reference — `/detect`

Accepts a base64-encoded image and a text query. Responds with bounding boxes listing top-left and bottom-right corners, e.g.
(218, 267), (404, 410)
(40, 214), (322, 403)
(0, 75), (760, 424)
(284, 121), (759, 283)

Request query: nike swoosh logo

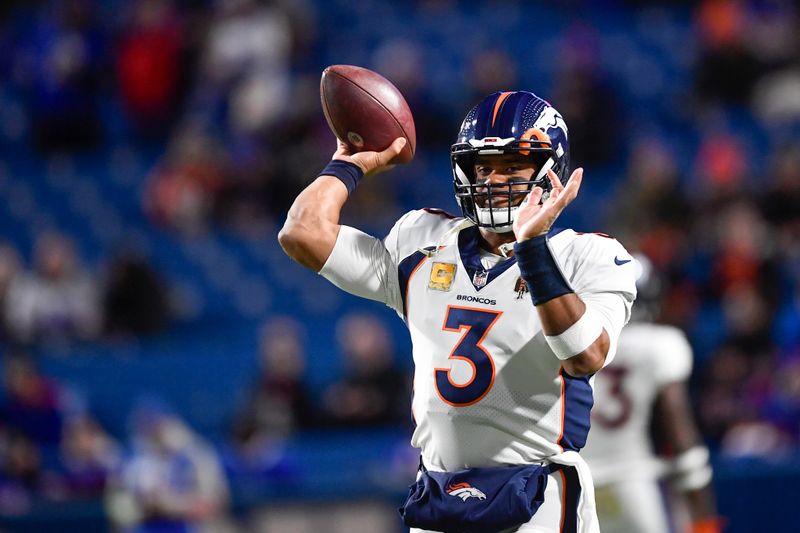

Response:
(614, 256), (631, 266)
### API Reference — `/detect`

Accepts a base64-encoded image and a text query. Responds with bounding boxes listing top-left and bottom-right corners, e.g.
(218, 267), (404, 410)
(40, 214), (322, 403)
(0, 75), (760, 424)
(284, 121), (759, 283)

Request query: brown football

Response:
(320, 64), (416, 164)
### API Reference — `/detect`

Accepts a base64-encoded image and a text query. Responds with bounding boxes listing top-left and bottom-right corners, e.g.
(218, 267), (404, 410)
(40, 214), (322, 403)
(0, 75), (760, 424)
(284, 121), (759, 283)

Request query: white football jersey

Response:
(581, 323), (693, 485)
(321, 209), (637, 472)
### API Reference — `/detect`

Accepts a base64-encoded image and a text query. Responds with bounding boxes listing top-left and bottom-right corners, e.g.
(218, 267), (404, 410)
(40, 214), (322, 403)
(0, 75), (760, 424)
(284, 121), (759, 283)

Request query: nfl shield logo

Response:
(472, 270), (488, 288)
(514, 277), (528, 299)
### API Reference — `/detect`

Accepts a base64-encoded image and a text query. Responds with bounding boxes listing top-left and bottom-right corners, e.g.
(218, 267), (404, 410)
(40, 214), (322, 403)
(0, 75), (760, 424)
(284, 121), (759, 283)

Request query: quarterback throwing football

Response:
(279, 91), (637, 532)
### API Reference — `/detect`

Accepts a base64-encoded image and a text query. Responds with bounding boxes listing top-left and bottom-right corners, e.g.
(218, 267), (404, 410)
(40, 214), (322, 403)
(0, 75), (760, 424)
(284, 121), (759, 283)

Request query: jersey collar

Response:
(456, 226), (570, 291)
(457, 225), (517, 291)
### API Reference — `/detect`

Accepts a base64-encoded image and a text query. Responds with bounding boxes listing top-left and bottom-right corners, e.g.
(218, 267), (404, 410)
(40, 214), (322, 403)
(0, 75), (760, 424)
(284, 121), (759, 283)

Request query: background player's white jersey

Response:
(320, 209), (636, 472)
(582, 323), (693, 484)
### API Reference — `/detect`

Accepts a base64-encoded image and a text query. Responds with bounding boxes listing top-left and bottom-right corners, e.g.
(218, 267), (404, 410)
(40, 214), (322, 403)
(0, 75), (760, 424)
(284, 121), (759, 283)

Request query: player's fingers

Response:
(335, 138), (350, 155)
(376, 137), (407, 166)
(555, 168), (583, 208)
(547, 169), (563, 192)
(563, 168), (584, 201)
(526, 186), (544, 207)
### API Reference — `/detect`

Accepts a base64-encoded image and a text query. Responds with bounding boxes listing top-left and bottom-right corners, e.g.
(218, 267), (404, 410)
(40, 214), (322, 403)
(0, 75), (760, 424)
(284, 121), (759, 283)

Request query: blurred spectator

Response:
(753, 65), (800, 124)
(465, 48), (519, 106)
(106, 399), (230, 533)
(746, 1), (799, 122)
(59, 415), (121, 499)
(694, 0), (765, 107)
(103, 252), (169, 336)
(761, 356), (800, 445)
(553, 24), (623, 167)
(1, 355), (69, 446)
(0, 244), (22, 341)
(720, 419), (793, 458)
(233, 316), (315, 449)
(720, 282), (773, 353)
(213, 72), (330, 229)
(697, 346), (750, 445)
(760, 144), (800, 230)
(13, 0), (105, 151)
(711, 201), (769, 288)
(143, 126), (230, 235)
(609, 137), (692, 265)
(693, 133), (750, 207)
(117, 0), (188, 137)
(202, 0), (293, 138)
(0, 430), (45, 512)
(372, 39), (453, 148)
(4, 232), (101, 344)
(195, 0), (324, 230)
(322, 314), (409, 428)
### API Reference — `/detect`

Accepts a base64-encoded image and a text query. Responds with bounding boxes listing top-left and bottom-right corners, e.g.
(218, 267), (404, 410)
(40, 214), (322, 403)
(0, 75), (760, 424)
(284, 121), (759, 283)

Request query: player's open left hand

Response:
(332, 137), (406, 176)
(512, 167), (583, 242)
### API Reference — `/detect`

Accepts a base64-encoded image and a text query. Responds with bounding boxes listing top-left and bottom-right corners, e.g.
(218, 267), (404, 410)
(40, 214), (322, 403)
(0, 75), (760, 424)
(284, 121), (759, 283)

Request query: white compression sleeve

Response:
(544, 308), (604, 360)
(543, 292), (630, 365)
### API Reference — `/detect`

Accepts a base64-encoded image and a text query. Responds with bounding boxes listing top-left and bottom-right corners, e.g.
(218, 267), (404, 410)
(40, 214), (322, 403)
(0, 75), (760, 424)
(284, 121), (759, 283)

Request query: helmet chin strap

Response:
(498, 242), (516, 257)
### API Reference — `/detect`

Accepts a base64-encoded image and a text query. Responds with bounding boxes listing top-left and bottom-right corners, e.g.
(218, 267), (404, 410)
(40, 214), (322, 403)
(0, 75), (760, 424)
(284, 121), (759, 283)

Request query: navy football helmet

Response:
(451, 91), (570, 233)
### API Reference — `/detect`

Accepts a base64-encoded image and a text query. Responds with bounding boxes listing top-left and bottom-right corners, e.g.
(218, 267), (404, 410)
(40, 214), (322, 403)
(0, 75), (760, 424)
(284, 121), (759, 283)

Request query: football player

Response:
(279, 91), (637, 532)
(582, 257), (721, 533)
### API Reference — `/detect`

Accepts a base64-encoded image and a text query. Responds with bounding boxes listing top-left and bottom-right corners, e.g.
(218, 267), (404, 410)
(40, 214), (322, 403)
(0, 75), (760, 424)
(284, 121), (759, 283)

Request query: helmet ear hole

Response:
(519, 128), (550, 156)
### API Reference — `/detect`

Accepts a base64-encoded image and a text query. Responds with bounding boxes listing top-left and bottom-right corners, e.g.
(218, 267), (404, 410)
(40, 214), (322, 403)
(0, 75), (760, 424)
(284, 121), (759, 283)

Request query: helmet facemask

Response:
(451, 136), (560, 233)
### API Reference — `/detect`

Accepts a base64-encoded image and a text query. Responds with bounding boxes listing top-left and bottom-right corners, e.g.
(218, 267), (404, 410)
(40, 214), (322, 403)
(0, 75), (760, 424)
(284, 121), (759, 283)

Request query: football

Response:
(320, 65), (416, 164)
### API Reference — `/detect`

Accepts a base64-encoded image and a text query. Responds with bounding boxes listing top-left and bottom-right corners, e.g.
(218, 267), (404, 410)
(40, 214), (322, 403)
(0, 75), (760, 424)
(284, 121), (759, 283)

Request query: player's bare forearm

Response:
(278, 176), (348, 272)
(656, 382), (702, 453)
(686, 487), (720, 528)
(278, 137), (406, 272)
(537, 293), (610, 377)
(655, 383), (719, 527)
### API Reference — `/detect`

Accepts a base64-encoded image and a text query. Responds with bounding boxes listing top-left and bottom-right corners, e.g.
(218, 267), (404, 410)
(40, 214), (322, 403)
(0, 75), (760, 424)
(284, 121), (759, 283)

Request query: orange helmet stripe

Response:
(491, 91), (513, 128)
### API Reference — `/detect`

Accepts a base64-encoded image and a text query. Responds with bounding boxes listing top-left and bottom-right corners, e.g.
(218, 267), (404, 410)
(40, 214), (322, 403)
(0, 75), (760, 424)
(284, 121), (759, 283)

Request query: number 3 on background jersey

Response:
(593, 366), (632, 428)
(435, 306), (502, 406)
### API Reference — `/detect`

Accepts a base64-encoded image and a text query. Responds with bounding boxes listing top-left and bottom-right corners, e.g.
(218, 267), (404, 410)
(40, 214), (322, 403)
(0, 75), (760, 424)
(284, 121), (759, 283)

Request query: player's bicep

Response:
(318, 225), (401, 309)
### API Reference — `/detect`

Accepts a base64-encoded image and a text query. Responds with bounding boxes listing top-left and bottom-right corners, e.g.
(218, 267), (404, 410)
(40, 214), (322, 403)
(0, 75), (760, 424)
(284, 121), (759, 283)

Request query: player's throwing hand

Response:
(333, 137), (407, 176)
(512, 167), (584, 242)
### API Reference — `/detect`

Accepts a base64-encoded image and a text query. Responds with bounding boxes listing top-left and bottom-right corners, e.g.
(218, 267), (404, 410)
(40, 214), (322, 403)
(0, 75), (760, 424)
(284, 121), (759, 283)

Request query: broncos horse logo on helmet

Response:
(450, 91), (570, 233)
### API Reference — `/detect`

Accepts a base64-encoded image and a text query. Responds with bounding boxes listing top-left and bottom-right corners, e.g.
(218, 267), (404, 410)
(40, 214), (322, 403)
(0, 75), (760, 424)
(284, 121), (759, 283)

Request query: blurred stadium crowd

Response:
(0, 0), (799, 531)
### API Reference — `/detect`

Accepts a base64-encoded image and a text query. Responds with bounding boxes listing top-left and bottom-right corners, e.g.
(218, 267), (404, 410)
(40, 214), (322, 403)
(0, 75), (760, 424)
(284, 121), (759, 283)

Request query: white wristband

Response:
(671, 445), (713, 491)
(544, 308), (604, 360)
(673, 465), (713, 491)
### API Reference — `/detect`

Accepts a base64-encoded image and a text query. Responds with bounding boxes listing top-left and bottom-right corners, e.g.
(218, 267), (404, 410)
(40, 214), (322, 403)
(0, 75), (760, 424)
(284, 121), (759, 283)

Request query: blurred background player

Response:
(582, 255), (720, 533)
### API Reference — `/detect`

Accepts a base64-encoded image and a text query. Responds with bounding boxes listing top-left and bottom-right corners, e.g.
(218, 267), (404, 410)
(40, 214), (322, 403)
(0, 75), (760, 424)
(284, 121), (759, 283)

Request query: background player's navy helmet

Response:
(451, 91), (570, 233)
